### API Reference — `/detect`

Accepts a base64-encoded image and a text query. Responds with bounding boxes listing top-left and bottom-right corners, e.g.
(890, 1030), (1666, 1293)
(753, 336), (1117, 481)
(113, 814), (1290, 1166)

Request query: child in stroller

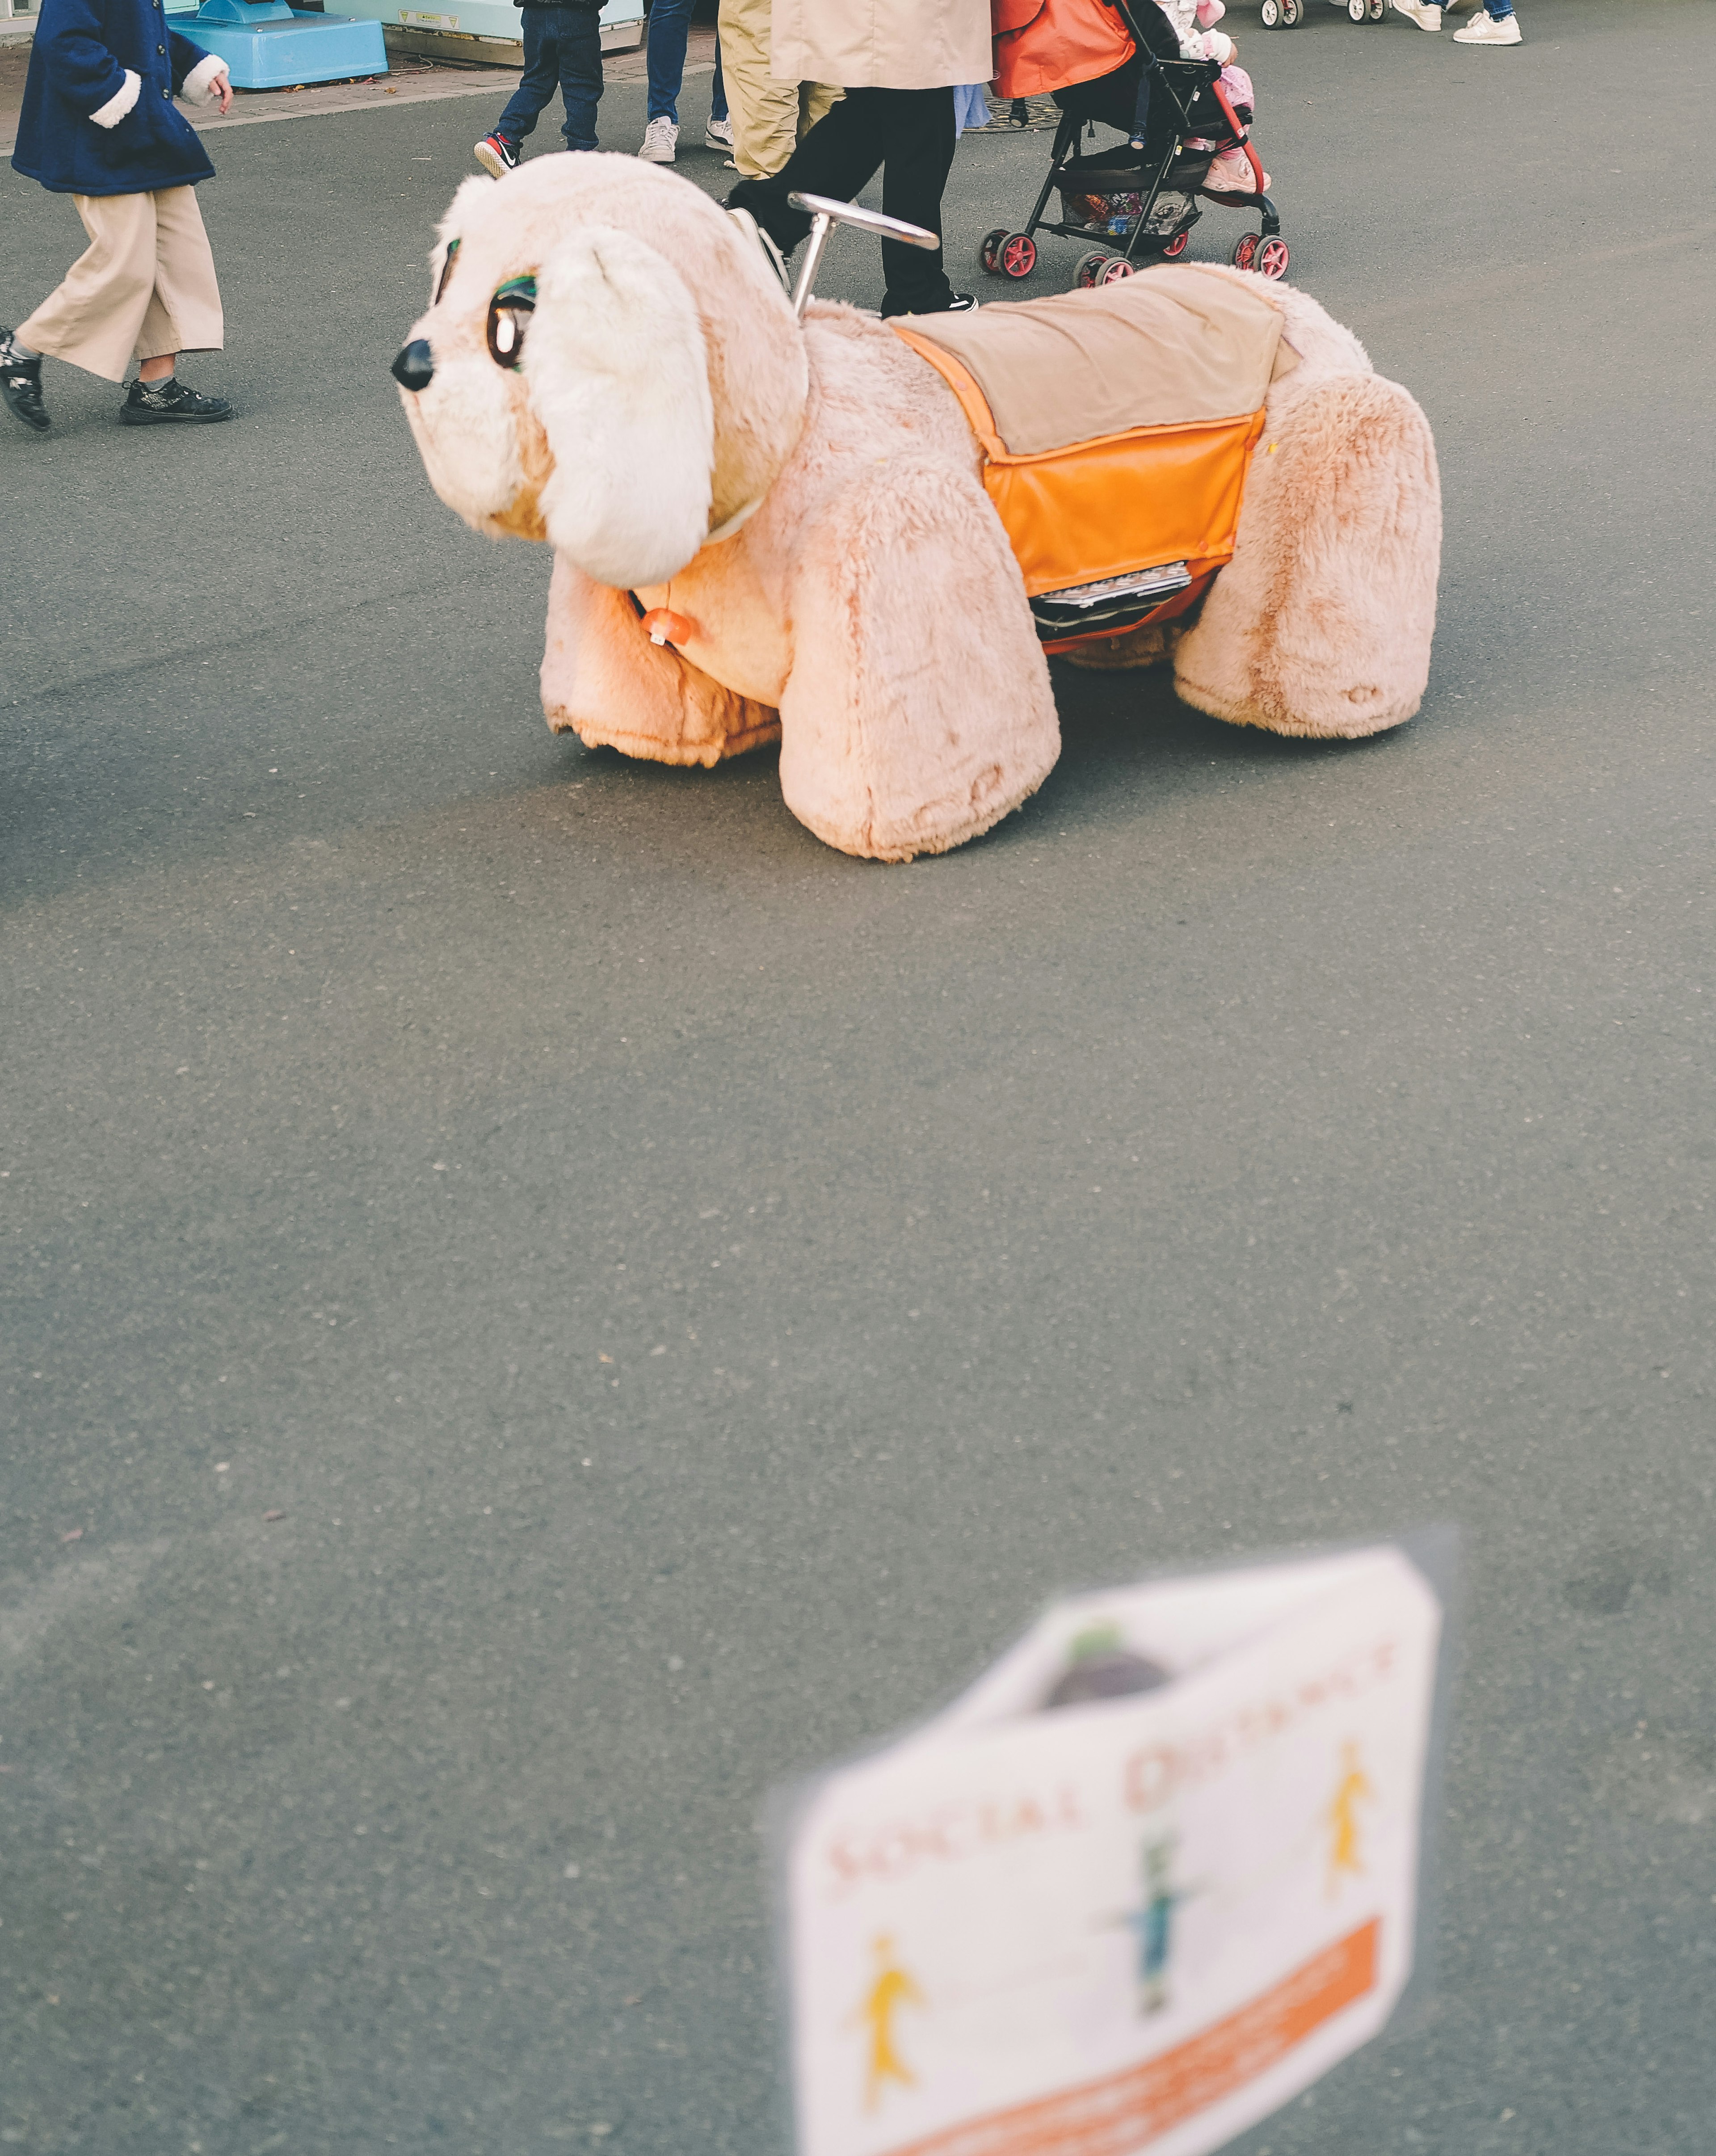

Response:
(982, 0), (1287, 289)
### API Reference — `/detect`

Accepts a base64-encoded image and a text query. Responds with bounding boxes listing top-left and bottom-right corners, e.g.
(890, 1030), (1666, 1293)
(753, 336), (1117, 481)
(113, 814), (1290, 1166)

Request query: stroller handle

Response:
(785, 191), (940, 319)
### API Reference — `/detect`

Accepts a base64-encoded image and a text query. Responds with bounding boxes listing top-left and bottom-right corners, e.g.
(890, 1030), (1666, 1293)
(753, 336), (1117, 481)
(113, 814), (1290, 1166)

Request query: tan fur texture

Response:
(1169, 270), (1442, 737)
(397, 161), (1440, 859)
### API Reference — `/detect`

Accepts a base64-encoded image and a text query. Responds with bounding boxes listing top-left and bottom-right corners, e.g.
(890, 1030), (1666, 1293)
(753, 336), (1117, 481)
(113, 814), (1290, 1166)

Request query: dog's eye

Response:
(435, 236), (461, 303)
(485, 274), (537, 370)
(488, 306), (527, 364)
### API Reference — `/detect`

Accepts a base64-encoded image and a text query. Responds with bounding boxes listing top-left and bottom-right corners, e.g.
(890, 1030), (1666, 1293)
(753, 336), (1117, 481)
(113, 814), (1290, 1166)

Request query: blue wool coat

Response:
(12, 0), (219, 196)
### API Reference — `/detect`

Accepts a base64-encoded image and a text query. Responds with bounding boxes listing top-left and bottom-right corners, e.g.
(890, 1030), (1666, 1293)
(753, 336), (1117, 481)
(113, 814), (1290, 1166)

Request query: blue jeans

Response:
(645, 0), (725, 125)
(496, 6), (603, 152)
(645, 0), (693, 122)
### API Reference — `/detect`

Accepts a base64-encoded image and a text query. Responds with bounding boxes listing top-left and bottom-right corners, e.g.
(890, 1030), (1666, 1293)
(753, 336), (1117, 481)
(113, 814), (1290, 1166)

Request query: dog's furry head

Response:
(397, 156), (809, 589)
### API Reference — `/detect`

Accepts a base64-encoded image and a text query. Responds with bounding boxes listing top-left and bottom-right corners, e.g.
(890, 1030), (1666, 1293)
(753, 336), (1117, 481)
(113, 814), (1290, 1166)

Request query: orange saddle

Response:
(891, 266), (1294, 652)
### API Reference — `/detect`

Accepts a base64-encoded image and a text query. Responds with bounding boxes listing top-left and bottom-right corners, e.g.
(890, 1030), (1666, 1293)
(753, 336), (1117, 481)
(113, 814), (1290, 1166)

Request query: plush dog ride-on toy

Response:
(392, 156), (1440, 863)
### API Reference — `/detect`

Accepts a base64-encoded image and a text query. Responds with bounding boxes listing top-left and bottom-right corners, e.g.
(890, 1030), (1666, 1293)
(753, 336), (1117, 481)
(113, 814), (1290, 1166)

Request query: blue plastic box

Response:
(184, 0), (388, 89)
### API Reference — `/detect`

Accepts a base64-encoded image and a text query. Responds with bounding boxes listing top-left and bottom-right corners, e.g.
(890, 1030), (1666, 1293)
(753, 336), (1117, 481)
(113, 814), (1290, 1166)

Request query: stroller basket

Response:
(980, 0), (1288, 288)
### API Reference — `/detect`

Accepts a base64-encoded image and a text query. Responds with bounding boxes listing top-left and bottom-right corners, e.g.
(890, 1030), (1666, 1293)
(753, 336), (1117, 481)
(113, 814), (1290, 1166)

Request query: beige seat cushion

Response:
(896, 265), (1293, 458)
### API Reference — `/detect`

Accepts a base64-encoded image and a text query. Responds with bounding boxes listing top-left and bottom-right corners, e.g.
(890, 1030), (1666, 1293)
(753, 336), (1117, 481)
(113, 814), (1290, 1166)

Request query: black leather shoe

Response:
(0, 332), (49, 433)
(120, 377), (233, 425)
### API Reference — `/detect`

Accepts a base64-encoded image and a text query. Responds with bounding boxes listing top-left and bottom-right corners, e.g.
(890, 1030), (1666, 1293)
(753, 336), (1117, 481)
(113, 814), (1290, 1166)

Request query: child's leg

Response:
(493, 7), (559, 143)
(1129, 66), (1152, 146)
(17, 191), (158, 382)
(137, 187), (223, 371)
(711, 35), (728, 125)
(557, 4), (603, 152)
(645, 0), (694, 125)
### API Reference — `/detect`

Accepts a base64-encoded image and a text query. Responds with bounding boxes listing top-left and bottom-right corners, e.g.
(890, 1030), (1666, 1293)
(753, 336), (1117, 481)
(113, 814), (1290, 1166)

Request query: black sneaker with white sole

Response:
(882, 292), (978, 318)
(120, 377), (233, 425)
(474, 132), (520, 178)
(1, 331), (50, 433)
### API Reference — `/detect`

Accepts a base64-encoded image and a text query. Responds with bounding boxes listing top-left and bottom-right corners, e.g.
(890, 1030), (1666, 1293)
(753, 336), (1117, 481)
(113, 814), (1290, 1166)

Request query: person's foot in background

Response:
(705, 113), (734, 156)
(1392, 1), (1442, 29)
(638, 115), (678, 162)
(474, 132), (520, 177)
(1452, 8), (1521, 41)
(0, 330), (50, 432)
(120, 377), (231, 425)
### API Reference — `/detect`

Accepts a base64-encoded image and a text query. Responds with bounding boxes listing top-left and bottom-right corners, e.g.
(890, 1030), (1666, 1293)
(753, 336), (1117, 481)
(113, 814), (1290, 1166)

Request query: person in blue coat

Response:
(2, 0), (236, 432)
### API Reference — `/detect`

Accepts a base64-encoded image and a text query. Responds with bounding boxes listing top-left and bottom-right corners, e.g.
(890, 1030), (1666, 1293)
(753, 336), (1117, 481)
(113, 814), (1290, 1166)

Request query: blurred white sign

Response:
(782, 1542), (1446, 2156)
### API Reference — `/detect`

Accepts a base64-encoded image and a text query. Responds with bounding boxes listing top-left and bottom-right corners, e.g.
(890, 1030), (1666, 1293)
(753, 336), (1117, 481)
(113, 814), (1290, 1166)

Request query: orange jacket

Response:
(991, 0), (1136, 99)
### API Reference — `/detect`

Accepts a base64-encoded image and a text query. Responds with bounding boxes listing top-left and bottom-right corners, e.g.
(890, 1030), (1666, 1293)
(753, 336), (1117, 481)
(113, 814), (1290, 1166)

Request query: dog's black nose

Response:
(391, 339), (434, 392)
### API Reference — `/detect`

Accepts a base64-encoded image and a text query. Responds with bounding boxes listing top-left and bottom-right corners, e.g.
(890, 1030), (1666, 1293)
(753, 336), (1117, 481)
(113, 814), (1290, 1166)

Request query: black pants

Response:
(1054, 58), (1179, 164)
(727, 86), (957, 317)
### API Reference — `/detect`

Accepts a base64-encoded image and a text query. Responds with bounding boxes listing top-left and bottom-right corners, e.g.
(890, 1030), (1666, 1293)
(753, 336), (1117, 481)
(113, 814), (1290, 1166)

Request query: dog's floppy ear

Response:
(525, 223), (715, 590)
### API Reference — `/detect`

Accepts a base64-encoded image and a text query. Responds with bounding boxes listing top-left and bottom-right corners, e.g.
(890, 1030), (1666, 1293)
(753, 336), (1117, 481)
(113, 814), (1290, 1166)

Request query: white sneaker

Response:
(1452, 9), (1521, 37)
(638, 116), (678, 163)
(705, 114), (733, 153)
(1393, 0), (1442, 28)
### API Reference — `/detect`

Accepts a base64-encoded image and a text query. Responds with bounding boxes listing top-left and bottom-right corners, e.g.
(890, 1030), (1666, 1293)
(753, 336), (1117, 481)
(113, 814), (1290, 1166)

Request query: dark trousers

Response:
(727, 86), (957, 316)
(1054, 56), (1177, 160)
(496, 6), (604, 153)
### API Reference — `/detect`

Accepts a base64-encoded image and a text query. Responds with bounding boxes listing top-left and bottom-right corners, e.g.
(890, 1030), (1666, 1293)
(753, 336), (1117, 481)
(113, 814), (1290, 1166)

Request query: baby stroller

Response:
(980, 0), (1287, 289)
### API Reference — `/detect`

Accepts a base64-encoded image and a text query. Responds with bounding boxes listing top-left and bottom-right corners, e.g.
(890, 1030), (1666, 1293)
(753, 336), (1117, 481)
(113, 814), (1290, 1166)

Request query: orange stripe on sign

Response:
(880, 1920), (1380, 2156)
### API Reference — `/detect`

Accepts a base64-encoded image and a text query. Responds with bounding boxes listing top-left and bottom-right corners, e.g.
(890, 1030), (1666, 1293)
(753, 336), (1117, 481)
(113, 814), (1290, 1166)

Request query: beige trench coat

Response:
(770, 0), (994, 89)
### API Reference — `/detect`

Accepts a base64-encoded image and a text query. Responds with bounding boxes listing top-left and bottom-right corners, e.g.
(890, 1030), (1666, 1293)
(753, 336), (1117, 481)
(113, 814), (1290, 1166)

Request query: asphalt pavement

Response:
(2, 3), (1713, 2151)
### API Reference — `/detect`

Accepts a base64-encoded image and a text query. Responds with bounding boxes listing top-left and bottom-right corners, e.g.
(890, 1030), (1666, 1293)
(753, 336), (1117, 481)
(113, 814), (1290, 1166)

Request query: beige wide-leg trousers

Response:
(716, 0), (838, 179)
(18, 185), (223, 384)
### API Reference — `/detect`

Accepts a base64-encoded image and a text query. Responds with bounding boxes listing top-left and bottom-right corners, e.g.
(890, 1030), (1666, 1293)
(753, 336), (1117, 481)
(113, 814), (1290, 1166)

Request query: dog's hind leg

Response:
(1173, 372), (1442, 740)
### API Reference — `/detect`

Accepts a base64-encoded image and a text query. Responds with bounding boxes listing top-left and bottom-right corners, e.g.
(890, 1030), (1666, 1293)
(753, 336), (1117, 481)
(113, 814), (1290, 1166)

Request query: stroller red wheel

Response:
(1281, 0), (1303, 20)
(1097, 255), (1136, 284)
(999, 232), (1038, 280)
(1256, 236), (1290, 279)
(1368, 0), (1386, 17)
(980, 226), (1009, 275)
(1231, 232), (1259, 270)
(1161, 228), (1190, 259)
(1075, 249), (1110, 289)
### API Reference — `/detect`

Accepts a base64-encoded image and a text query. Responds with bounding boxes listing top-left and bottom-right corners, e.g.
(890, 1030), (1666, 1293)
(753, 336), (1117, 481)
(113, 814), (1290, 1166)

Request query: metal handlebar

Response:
(785, 191), (939, 319)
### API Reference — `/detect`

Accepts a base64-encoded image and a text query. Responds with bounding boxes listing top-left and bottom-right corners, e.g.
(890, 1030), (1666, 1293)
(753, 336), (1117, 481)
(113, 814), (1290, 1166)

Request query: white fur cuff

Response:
(181, 53), (229, 105)
(89, 68), (141, 128)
